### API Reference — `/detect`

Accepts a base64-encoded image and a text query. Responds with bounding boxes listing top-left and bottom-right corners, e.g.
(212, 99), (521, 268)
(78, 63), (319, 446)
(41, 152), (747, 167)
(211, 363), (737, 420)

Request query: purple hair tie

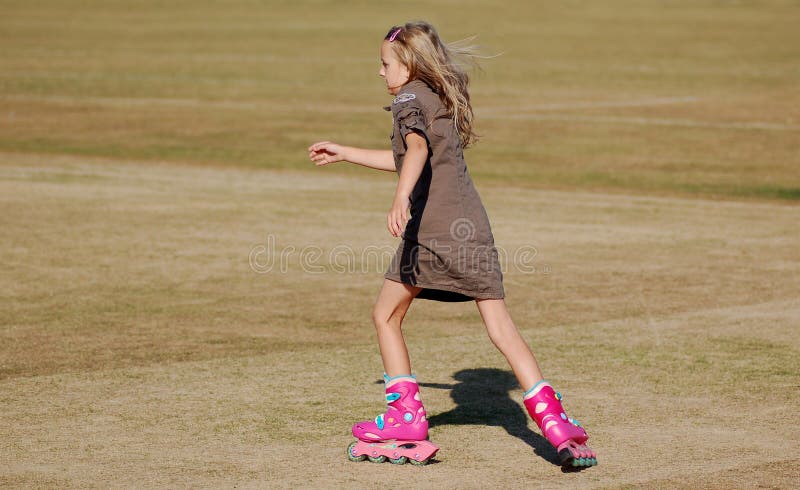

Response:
(389, 27), (401, 42)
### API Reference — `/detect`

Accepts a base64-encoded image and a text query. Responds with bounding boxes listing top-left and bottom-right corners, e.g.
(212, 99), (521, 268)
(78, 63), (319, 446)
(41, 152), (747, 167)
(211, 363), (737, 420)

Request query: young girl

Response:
(308, 21), (597, 468)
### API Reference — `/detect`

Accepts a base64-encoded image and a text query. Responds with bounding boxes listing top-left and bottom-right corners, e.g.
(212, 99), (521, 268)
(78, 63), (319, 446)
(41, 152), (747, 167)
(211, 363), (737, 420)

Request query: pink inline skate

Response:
(524, 380), (597, 467)
(348, 374), (439, 465)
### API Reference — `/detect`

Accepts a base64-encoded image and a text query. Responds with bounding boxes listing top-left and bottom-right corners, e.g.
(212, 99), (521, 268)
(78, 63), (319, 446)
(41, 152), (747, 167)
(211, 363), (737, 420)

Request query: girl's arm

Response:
(388, 132), (428, 237)
(308, 141), (396, 172)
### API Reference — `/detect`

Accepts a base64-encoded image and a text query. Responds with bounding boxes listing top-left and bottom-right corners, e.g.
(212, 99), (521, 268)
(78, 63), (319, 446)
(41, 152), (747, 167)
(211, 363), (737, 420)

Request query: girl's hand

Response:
(308, 141), (346, 166)
(387, 193), (411, 237)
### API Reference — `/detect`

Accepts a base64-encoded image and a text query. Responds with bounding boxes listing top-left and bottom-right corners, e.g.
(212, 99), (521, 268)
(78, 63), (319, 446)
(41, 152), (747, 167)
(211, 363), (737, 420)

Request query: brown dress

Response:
(384, 79), (504, 302)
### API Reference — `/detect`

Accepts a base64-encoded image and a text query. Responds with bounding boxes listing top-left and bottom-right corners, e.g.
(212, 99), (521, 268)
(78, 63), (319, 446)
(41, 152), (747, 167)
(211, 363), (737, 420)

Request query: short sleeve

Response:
(392, 96), (429, 146)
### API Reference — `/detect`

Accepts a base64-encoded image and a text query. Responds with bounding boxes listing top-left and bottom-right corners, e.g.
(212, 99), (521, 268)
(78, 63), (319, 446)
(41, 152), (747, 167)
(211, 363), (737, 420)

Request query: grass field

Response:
(2, 1), (799, 488)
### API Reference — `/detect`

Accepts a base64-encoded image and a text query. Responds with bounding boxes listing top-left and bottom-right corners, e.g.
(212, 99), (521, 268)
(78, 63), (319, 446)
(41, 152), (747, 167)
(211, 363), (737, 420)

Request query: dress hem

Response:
(384, 273), (505, 301)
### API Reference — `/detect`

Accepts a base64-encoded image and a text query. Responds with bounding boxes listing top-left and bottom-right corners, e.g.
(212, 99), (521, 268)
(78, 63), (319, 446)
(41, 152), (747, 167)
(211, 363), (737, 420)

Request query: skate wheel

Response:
(347, 442), (365, 462)
(409, 457), (430, 466)
(367, 455), (387, 463)
(569, 457), (595, 467)
(389, 456), (408, 465)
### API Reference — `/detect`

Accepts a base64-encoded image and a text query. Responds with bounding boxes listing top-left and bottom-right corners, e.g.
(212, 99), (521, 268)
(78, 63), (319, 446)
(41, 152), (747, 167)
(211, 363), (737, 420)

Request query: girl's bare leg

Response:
(372, 279), (422, 377)
(476, 297), (597, 466)
(475, 298), (543, 391)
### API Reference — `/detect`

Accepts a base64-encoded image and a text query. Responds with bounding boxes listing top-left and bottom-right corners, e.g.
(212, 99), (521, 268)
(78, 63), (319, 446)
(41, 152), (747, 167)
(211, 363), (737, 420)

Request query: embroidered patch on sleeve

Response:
(392, 93), (416, 104)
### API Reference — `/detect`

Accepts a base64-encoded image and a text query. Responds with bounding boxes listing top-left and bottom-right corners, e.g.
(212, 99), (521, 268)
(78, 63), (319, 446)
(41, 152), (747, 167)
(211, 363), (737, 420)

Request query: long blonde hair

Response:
(385, 21), (480, 148)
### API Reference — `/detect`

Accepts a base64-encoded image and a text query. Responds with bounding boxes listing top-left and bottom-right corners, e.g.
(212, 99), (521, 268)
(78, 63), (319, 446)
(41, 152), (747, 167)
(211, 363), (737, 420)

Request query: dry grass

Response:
(2, 0), (800, 488)
(1, 1), (798, 199)
(1, 154), (798, 488)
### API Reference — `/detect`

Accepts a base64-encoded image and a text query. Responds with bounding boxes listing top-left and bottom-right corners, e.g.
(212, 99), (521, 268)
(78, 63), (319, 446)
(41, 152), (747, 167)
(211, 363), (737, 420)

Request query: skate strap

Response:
(383, 373), (416, 383)
(523, 379), (553, 400)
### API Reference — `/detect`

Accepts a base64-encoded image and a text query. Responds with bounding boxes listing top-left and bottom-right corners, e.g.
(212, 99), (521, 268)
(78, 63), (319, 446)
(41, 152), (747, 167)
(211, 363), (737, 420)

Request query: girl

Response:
(308, 21), (597, 468)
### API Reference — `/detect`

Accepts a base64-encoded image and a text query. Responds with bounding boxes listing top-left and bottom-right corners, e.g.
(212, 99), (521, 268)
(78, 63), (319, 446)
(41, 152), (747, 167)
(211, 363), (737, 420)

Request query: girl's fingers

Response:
(389, 211), (405, 237)
(308, 141), (331, 152)
(310, 151), (335, 165)
(310, 149), (339, 165)
(387, 204), (411, 237)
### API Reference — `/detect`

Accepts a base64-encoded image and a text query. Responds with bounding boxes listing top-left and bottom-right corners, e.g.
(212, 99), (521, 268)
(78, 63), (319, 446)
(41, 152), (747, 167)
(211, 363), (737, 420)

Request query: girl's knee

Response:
(371, 305), (385, 327)
(373, 300), (410, 329)
(486, 327), (508, 348)
(372, 305), (394, 329)
(485, 319), (519, 348)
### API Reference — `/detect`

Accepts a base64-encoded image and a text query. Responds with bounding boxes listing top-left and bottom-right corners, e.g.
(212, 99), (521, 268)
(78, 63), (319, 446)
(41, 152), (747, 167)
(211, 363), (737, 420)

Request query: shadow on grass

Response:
(421, 368), (569, 469)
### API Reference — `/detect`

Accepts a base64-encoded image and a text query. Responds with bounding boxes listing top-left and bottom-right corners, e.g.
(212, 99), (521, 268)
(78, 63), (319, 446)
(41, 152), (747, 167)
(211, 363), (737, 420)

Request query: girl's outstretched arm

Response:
(388, 132), (427, 237)
(308, 141), (396, 172)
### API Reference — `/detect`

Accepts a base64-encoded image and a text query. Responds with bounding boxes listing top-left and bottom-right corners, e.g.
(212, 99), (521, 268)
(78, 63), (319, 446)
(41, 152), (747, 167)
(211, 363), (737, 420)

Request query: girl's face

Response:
(379, 41), (410, 95)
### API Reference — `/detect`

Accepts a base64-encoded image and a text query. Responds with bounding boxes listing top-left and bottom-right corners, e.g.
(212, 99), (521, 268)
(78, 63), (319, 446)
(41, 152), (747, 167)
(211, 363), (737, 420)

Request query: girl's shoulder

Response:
(391, 80), (441, 115)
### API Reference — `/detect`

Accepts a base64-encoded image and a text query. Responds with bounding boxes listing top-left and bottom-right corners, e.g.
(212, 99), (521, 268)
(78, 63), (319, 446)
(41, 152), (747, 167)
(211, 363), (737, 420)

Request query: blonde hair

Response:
(385, 21), (480, 148)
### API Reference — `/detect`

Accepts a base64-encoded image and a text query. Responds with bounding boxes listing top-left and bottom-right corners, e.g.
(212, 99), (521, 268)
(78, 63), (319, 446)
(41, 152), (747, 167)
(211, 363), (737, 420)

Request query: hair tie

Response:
(389, 27), (402, 42)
